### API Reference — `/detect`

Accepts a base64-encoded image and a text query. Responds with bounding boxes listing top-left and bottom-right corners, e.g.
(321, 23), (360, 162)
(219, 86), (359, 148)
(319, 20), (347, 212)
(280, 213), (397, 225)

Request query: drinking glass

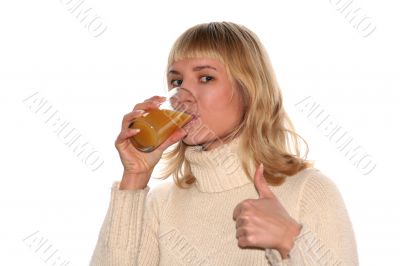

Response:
(128, 87), (197, 152)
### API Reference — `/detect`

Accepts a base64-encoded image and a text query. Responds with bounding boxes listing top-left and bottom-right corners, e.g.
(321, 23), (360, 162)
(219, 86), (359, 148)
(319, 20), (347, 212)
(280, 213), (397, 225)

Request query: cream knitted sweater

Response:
(90, 137), (358, 265)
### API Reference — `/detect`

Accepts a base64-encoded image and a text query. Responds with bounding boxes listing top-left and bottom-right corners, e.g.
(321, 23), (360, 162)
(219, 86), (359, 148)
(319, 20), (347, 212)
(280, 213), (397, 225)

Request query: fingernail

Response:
(133, 110), (145, 114)
(142, 112), (150, 117)
(131, 128), (141, 133)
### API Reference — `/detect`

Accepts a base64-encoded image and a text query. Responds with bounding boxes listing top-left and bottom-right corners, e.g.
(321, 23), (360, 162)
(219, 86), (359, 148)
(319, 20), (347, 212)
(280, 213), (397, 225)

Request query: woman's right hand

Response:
(115, 96), (188, 190)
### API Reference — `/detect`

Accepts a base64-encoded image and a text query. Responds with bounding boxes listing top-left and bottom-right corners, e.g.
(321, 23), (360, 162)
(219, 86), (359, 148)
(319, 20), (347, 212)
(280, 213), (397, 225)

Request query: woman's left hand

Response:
(232, 164), (302, 258)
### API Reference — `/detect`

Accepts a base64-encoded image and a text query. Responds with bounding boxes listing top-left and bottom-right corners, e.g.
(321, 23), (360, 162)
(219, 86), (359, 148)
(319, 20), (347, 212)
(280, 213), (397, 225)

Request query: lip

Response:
(184, 115), (199, 128)
(184, 111), (198, 120)
(190, 114), (199, 120)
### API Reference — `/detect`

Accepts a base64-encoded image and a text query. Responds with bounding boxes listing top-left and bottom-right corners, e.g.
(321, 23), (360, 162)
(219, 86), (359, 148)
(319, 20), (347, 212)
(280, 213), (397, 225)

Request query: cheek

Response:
(201, 89), (231, 112)
(200, 90), (242, 129)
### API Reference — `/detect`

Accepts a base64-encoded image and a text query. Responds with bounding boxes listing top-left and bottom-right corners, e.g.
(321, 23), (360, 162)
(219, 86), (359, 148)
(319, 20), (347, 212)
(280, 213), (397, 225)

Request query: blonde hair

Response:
(159, 21), (311, 187)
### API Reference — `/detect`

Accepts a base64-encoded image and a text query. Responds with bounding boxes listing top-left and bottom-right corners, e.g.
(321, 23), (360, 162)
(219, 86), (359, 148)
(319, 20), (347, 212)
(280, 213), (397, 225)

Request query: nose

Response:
(170, 87), (197, 115)
(177, 87), (195, 101)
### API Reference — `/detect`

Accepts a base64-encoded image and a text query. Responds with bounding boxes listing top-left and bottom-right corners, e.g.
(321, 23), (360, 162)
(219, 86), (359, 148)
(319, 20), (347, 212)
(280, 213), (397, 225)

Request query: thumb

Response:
(157, 128), (187, 152)
(254, 163), (274, 199)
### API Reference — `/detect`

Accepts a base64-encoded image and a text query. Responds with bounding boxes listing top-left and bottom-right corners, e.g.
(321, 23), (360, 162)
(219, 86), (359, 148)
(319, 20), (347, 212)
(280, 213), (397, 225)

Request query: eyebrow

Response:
(168, 65), (218, 75)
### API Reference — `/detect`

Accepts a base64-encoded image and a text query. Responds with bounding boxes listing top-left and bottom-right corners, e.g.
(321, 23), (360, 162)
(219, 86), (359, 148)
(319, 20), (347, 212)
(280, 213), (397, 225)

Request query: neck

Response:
(184, 136), (255, 193)
(199, 132), (240, 151)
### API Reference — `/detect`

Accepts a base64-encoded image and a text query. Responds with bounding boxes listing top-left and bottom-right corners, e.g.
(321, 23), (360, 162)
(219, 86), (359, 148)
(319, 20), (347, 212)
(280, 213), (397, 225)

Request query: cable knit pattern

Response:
(90, 137), (359, 265)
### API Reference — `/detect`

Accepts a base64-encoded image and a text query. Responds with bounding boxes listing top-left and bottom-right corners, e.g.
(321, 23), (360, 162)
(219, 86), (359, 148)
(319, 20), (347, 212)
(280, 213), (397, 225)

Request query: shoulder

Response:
(280, 168), (345, 211)
(271, 168), (338, 214)
(145, 180), (185, 212)
(145, 180), (195, 220)
(297, 168), (342, 199)
(285, 167), (340, 195)
(147, 181), (176, 202)
(292, 168), (349, 218)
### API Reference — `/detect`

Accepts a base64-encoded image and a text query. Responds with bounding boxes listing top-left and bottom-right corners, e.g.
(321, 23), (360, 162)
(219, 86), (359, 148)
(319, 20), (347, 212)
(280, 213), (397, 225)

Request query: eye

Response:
(200, 76), (214, 83)
(170, 79), (183, 86)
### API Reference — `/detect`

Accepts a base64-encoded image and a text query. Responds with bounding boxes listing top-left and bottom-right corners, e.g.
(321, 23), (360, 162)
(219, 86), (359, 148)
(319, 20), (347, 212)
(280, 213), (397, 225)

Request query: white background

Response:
(1, 0), (399, 265)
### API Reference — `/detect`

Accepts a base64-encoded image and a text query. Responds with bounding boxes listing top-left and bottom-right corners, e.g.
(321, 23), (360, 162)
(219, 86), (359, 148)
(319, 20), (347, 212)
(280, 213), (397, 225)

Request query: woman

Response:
(90, 22), (358, 265)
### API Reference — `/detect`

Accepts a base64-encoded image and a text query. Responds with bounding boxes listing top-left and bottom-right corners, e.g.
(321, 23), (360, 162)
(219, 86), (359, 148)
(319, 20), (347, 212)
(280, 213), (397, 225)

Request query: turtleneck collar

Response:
(184, 136), (255, 193)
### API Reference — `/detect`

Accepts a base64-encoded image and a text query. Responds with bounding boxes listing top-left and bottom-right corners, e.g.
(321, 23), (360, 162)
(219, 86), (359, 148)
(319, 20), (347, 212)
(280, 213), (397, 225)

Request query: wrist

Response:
(119, 171), (151, 190)
(277, 221), (302, 259)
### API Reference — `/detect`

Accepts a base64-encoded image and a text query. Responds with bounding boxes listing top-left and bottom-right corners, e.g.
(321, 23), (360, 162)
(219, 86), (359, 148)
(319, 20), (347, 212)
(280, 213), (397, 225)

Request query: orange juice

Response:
(129, 109), (193, 152)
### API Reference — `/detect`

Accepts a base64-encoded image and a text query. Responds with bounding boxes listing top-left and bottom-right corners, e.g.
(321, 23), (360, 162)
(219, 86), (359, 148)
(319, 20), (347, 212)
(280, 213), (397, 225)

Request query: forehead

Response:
(168, 58), (225, 73)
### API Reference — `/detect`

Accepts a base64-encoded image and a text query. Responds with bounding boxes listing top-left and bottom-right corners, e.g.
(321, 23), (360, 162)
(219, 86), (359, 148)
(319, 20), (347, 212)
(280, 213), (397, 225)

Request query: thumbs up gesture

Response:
(232, 164), (302, 258)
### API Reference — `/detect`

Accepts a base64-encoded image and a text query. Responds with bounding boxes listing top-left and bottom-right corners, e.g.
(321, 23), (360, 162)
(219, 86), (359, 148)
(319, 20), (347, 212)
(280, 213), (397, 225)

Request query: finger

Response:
(157, 127), (187, 152)
(122, 99), (165, 131)
(237, 236), (252, 248)
(137, 96), (166, 111)
(235, 215), (249, 229)
(142, 95), (166, 105)
(232, 204), (242, 221)
(131, 100), (161, 113)
(254, 163), (275, 199)
(121, 110), (149, 130)
(115, 128), (141, 146)
(236, 227), (247, 239)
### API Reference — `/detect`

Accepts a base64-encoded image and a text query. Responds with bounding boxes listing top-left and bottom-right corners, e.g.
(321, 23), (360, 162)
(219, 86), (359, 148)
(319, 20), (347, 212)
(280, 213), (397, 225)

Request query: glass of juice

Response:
(128, 87), (197, 152)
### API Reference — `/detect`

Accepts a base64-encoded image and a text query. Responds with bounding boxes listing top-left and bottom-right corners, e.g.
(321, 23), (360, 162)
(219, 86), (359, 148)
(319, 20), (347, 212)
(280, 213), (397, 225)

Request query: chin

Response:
(181, 118), (222, 147)
(182, 134), (204, 146)
(182, 127), (222, 148)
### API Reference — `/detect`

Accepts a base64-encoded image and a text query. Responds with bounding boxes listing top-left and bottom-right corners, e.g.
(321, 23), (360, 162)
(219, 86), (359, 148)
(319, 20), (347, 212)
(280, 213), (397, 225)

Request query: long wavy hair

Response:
(158, 21), (311, 187)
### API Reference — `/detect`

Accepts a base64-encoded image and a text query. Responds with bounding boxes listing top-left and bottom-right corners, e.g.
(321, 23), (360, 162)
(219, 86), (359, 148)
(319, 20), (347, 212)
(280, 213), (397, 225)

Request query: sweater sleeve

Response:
(89, 181), (160, 266)
(265, 171), (359, 266)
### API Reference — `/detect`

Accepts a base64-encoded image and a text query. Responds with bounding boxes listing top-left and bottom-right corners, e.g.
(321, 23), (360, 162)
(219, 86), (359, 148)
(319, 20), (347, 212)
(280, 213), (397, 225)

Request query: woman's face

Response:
(167, 58), (244, 150)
